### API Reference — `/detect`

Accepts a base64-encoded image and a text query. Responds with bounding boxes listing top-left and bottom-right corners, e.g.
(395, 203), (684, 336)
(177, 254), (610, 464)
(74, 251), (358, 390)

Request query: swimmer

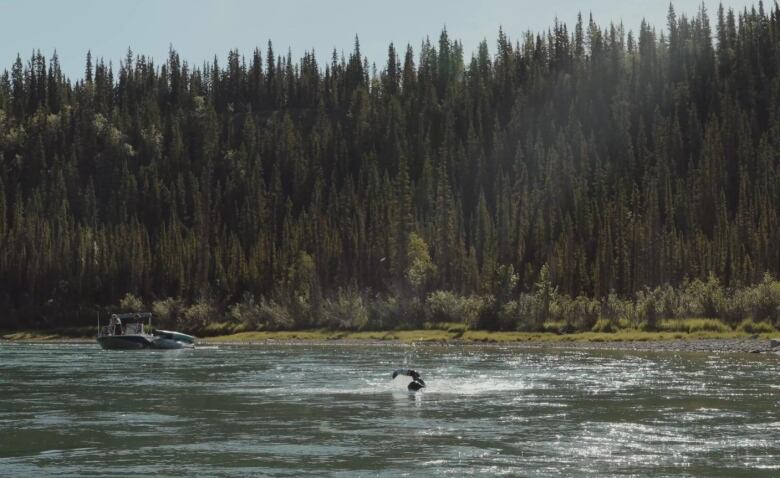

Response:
(392, 368), (426, 391)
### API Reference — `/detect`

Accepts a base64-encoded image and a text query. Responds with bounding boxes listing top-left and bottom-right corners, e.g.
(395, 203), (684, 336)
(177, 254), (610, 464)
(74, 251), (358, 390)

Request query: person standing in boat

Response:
(110, 315), (123, 335)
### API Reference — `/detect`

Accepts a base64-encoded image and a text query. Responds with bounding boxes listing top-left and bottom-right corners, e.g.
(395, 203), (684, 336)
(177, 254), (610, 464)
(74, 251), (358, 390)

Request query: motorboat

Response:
(96, 313), (196, 350)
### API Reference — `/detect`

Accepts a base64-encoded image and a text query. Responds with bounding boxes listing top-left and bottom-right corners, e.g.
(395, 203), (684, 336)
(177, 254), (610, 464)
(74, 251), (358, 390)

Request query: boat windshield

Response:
(124, 322), (145, 335)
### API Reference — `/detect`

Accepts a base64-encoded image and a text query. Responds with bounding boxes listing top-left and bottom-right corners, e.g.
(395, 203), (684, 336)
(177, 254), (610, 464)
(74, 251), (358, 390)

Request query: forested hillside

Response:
(2, 4), (780, 331)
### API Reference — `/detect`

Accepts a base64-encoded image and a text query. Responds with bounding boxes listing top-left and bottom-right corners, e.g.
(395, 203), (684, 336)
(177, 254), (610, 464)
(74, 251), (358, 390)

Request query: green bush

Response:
(591, 318), (616, 333)
(256, 298), (295, 330)
(687, 319), (730, 333)
(737, 319), (775, 334)
(425, 290), (468, 323)
(151, 297), (185, 328)
(367, 295), (399, 330)
(475, 295), (500, 330)
(476, 264), (557, 331)
(681, 274), (726, 318)
(425, 290), (482, 324)
(549, 295), (576, 332)
(228, 292), (262, 329)
(655, 284), (682, 319)
(495, 294), (540, 331)
(541, 320), (567, 333)
(183, 300), (217, 330)
(722, 288), (750, 324)
(657, 319), (689, 332)
(722, 273), (780, 325)
(563, 295), (600, 330)
(548, 295), (568, 324)
(635, 288), (660, 330)
(227, 294), (294, 331)
(446, 323), (467, 334)
(119, 293), (144, 312)
(600, 292), (634, 330)
(461, 296), (484, 327)
(658, 318), (730, 333)
(321, 288), (369, 330)
(747, 273), (780, 323)
(201, 321), (238, 336)
(367, 295), (425, 329)
(632, 285), (682, 329)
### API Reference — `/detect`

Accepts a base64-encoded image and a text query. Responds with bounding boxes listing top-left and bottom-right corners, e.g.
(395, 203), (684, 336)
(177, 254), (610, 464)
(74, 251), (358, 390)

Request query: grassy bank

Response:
(202, 328), (774, 344)
(3, 320), (776, 344)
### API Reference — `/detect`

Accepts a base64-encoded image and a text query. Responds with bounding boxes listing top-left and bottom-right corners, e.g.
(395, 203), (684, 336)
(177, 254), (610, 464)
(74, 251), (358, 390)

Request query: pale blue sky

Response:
(0, 0), (757, 80)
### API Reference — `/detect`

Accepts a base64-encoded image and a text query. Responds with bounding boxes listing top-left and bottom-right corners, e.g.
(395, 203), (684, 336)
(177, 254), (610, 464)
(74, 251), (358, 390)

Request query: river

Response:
(1, 342), (778, 476)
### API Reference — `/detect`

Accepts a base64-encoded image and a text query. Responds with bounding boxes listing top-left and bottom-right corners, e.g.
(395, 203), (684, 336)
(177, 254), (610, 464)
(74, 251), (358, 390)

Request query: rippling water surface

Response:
(1, 342), (779, 476)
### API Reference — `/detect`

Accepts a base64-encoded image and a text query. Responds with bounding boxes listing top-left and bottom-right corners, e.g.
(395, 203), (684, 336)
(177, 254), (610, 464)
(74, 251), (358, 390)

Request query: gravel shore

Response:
(200, 337), (780, 355)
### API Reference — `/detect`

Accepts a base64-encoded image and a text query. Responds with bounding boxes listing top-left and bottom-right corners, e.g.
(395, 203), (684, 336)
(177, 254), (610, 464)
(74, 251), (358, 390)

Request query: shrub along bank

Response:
(116, 268), (780, 337)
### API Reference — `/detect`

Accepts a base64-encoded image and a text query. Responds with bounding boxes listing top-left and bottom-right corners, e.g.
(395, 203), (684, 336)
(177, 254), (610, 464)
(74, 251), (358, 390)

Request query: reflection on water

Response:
(0, 342), (779, 477)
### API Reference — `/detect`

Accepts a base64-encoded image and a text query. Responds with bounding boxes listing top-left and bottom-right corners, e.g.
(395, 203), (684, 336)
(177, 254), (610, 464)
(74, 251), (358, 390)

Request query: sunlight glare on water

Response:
(0, 342), (779, 477)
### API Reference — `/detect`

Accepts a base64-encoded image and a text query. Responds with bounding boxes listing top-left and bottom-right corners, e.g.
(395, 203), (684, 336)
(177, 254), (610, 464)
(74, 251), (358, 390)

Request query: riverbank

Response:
(6, 328), (778, 354)
(200, 329), (770, 343)
(199, 330), (780, 354)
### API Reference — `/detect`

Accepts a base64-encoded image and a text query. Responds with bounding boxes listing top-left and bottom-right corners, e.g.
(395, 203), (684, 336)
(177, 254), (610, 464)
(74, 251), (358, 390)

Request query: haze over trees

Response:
(1, 3), (780, 331)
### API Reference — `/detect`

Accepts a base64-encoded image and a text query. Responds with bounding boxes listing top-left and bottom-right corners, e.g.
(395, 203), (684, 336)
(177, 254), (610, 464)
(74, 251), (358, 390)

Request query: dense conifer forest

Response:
(2, 3), (780, 333)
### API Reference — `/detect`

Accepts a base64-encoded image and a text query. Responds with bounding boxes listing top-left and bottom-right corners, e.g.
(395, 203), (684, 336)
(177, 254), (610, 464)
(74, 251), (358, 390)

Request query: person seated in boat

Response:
(392, 368), (426, 392)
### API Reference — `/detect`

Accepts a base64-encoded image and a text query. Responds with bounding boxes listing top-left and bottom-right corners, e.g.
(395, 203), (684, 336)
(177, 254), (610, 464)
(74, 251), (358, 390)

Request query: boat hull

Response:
(151, 337), (195, 349)
(96, 335), (153, 350)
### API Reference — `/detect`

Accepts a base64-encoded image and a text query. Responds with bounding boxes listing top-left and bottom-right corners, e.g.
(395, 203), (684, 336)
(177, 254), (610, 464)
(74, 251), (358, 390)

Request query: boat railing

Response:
(98, 322), (147, 337)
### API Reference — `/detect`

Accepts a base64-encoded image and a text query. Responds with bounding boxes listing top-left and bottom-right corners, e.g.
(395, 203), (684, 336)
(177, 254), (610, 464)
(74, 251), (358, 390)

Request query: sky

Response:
(0, 0), (759, 80)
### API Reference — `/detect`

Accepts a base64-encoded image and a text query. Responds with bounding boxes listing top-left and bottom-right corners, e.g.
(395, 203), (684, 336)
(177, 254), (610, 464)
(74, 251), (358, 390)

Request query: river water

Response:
(0, 342), (778, 477)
